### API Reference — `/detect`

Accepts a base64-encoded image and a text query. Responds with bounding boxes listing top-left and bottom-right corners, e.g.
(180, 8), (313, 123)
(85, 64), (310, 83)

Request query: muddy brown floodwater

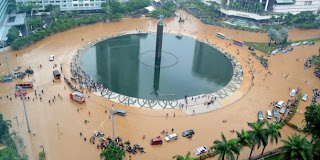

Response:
(1, 11), (320, 160)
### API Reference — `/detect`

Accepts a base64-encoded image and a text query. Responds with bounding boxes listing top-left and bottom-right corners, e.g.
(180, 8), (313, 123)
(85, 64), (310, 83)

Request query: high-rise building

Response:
(0, 0), (8, 25)
(16, 0), (107, 11)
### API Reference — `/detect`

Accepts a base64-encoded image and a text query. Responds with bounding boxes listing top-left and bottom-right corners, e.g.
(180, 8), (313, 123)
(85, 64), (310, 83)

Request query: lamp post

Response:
(109, 107), (116, 141)
(18, 87), (31, 133)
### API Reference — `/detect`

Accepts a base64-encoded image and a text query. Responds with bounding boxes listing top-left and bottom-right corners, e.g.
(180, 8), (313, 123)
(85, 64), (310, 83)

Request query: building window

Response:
(85, 3), (89, 6)
(90, 3), (94, 6)
(79, 4), (83, 6)
(304, 1), (312, 5)
(73, 4), (78, 6)
(56, 1), (60, 2)
(73, 0), (78, 1)
(43, 1), (48, 3)
(68, 4), (72, 7)
(49, 1), (55, 3)
(62, 4), (67, 7)
(90, 0), (94, 1)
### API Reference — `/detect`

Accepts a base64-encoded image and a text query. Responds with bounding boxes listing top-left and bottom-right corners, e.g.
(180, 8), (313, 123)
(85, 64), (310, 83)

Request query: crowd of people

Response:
(311, 88), (319, 105)
(304, 57), (313, 69)
(314, 67), (320, 78)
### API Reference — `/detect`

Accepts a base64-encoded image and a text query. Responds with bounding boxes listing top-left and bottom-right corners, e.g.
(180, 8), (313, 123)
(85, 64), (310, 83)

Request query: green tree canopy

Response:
(100, 142), (125, 160)
(303, 105), (320, 137)
(247, 121), (268, 159)
(6, 27), (20, 43)
(0, 113), (12, 145)
(211, 133), (240, 160)
(281, 133), (314, 160)
(172, 151), (198, 160)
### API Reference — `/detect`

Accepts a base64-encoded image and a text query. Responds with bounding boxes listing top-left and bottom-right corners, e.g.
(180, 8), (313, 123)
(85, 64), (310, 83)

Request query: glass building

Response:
(0, 0), (8, 25)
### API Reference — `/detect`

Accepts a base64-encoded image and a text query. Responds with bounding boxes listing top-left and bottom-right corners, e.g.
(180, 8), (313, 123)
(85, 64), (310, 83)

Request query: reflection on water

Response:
(81, 33), (233, 100)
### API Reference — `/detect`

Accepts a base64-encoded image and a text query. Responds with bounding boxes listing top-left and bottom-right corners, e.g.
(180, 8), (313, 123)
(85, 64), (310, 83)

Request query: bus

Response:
(16, 81), (33, 89)
(216, 32), (225, 39)
(233, 39), (244, 46)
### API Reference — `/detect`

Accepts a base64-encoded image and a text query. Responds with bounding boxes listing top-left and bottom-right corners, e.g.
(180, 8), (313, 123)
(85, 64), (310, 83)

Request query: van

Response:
(266, 110), (272, 119)
(276, 101), (284, 108)
(53, 70), (61, 79)
(150, 138), (162, 145)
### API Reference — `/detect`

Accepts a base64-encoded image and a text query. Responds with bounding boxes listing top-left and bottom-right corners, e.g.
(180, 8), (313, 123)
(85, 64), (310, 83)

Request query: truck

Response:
(70, 92), (85, 103)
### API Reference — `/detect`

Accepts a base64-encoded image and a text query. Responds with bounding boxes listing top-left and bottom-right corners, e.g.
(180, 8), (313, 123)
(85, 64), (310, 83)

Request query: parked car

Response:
(280, 106), (287, 114)
(273, 107), (278, 118)
(257, 111), (263, 123)
(182, 130), (195, 137)
(150, 137), (162, 145)
(302, 41), (309, 45)
(276, 101), (284, 108)
(266, 110), (272, 119)
(282, 49), (288, 53)
(248, 46), (254, 51)
(25, 69), (34, 74)
(114, 110), (126, 116)
(290, 89), (296, 97)
(194, 146), (208, 155)
(309, 42), (315, 45)
(288, 47), (293, 51)
(302, 94), (308, 101)
(165, 133), (178, 142)
(49, 55), (55, 61)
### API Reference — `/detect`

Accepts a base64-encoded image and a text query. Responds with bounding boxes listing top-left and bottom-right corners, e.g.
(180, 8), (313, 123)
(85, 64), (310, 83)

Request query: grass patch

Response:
(264, 154), (281, 160)
(244, 42), (279, 53)
(0, 144), (19, 160)
(245, 37), (320, 54)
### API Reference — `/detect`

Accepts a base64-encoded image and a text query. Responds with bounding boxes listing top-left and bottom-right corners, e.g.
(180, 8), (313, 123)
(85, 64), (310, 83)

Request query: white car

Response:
(302, 94), (308, 101)
(276, 101), (284, 108)
(49, 55), (55, 61)
(302, 41), (309, 45)
(165, 133), (178, 142)
(194, 146), (208, 155)
(290, 89), (296, 97)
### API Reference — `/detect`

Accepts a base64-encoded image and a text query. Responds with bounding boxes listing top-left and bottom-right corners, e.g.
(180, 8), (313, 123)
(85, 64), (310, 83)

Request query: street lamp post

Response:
(40, 145), (44, 152)
(18, 87), (31, 133)
(109, 107), (116, 141)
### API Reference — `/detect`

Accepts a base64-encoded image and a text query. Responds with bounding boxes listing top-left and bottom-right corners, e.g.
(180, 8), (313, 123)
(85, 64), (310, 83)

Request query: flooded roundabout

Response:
(77, 32), (243, 110)
(1, 12), (320, 160)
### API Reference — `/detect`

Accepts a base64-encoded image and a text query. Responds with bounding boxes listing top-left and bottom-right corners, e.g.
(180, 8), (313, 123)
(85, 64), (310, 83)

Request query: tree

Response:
(278, 28), (289, 44)
(27, 17), (43, 31)
(0, 113), (12, 145)
(6, 27), (20, 44)
(262, 121), (282, 155)
(267, 29), (277, 45)
(100, 142), (125, 160)
(236, 129), (252, 160)
(303, 105), (320, 138)
(172, 151), (198, 160)
(281, 133), (314, 160)
(211, 133), (239, 160)
(19, 2), (40, 17)
(247, 121), (268, 159)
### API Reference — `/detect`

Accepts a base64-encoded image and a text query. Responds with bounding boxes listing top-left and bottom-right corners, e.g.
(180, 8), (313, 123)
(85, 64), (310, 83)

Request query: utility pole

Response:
(18, 87), (31, 133)
(14, 116), (18, 124)
(109, 107), (116, 141)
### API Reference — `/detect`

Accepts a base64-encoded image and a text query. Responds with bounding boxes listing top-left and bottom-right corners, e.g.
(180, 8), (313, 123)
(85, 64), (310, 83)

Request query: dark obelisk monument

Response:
(155, 16), (164, 62)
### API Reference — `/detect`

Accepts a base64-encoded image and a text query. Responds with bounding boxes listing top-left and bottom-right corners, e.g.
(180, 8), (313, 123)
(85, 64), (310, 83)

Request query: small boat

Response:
(273, 107), (278, 118)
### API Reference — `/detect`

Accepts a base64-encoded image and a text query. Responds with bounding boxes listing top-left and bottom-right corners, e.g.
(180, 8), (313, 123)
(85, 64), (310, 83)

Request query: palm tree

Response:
(260, 121), (282, 155)
(281, 133), (314, 160)
(236, 129), (252, 160)
(211, 133), (239, 160)
(247, 121), (268, 159)
(100, 142), (125, 160)
(172, 151), (197, 160)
